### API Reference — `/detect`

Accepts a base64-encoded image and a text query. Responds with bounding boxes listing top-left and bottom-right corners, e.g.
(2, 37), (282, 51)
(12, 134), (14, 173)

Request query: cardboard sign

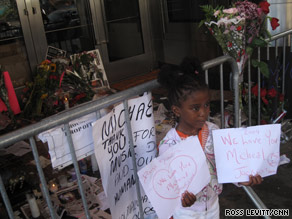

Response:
(138, 136), (211, 219)
(38, 113), (97, 169)
(212, 124), (281, 183)
(92, 93), (157, 219)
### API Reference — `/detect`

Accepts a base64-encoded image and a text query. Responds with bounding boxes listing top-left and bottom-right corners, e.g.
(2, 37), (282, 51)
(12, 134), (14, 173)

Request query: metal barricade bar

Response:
(123, 100), (145, 219)
(29, 137), (57, 219)
(64, 123), (91, 219)
(248, 30), (292, 125)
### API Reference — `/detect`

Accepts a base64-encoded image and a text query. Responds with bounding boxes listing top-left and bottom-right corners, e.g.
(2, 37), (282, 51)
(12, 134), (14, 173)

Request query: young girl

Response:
(157, 57), (262, 219)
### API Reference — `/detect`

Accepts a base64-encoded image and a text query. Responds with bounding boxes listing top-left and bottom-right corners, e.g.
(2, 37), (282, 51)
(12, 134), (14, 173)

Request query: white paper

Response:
(213, 124), (281, 183)
(92, 92), (157, 219)
(38, 113), (97, 169)
(138, 136), (211, 219)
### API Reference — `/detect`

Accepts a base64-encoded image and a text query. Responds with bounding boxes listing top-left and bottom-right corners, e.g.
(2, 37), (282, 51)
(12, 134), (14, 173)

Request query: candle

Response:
(49, 183), (58, 193)
(64, 96), (69, 109)
(26, 193), (40, 218)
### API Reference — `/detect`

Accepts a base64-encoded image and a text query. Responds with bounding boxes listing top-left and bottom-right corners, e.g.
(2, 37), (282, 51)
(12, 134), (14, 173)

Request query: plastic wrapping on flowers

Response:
(200, 0), (280, 78)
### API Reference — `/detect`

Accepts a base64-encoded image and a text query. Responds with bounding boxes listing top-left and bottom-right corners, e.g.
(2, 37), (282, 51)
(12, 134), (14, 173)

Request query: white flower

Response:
(223, 8), (238, 14)
(214, 10), (220, 17)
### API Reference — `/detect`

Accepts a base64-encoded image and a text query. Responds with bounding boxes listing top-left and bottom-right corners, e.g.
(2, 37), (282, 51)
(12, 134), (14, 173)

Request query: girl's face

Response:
(172, 89), (210, 136)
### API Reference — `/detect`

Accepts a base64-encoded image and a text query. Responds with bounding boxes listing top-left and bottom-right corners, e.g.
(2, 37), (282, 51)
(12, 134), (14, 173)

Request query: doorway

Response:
(0, 0), (154, 88)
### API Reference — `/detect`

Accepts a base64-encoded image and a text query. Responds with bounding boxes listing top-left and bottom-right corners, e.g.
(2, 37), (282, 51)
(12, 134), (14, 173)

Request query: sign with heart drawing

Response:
(138, 136), (211, 219)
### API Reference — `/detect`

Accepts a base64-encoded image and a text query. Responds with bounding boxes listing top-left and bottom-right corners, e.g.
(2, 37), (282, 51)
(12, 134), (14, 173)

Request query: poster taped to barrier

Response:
(92, 92), (157, 219)
(38, 113), (97, 169)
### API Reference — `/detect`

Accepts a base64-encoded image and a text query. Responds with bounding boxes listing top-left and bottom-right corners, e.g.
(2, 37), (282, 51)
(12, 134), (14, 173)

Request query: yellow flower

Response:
(40, 60), (51, 65)
(50, 64), (57, 72)
(41, 93), (48, 99)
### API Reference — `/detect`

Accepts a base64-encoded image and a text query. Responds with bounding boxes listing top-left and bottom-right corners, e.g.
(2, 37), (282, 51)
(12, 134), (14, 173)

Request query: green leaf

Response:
(251, 60), (270, 78)
(199, 20), (205, 28)
(246, 46), (253, 56)
(251, 38), (268, 47)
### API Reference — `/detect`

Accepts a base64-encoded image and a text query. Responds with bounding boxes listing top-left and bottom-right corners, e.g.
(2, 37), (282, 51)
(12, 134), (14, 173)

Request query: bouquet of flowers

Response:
(22, 60), (67, 118)
(201, 0), (280, 79)
(21, 58), (96, 120)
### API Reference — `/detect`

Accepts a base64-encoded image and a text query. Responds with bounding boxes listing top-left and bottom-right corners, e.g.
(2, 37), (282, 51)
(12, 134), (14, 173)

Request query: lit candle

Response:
(64, 96), (69, 109)
(26, 193), (40, 218)
(49, 183), (58, 193)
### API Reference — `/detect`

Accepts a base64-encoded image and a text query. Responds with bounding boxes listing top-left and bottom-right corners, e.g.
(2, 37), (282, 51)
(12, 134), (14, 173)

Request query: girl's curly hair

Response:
(158, 57), (208, 107)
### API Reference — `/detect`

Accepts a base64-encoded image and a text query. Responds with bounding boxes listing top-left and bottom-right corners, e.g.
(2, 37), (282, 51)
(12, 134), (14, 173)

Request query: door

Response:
(1, 0), (98, 89)
(159, 0), (217, 64)
(91, 0), (153, 83)
(38, 0), (96, 56)
(0, 0), (34, 88)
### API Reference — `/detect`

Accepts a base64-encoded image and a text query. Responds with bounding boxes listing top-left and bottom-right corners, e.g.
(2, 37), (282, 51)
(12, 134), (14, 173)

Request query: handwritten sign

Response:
(38, 113), (97, 169)
(212, 124), (281, 183)
(138, 136), (211, 219)
(92, 93), (157, 219)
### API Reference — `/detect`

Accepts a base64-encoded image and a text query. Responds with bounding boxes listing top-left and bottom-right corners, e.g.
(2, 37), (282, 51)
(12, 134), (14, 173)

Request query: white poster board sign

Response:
(92, 93), (157, 219)
(212, 124), (281, 183)
(38, 113), (97, 169)
(138, 136), (211, 219)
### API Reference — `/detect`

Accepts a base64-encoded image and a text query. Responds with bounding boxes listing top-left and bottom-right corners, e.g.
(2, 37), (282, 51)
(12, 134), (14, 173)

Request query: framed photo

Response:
(70, 49), (110, 90)
(46, 46), (67, 60)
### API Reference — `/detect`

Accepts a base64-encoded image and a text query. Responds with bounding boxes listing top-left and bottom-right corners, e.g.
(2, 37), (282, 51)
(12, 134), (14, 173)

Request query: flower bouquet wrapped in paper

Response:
(201, 0), (280, 80)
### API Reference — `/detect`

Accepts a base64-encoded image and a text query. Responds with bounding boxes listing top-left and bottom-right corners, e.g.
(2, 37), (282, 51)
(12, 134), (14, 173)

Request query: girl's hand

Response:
(181, 191), (196, 207)
(239, 174), (263, 186)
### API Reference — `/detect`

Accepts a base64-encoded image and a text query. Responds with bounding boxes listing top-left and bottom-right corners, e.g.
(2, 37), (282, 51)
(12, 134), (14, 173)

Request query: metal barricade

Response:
(247, 29), (292, 125)
(0, 55), (270, 218)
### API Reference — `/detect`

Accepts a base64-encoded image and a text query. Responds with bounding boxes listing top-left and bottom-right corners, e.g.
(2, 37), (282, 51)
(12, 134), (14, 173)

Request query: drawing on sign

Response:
(153, 155), (197, 199)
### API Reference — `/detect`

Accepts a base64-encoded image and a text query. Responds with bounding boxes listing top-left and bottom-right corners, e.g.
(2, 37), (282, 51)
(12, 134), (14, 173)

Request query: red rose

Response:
(237, 26), (242, 31)
(22, 87), (29, 93)
(267, 88), (277, 97)
(251, 84), (258, 96)
(259, 1), (270, 14)
(260, 88), (267, 97)
(227, 42), (232, 47)
(75, 93), (86, 101)
(279, 93), (284, 102)
(270, 17), (280, 30)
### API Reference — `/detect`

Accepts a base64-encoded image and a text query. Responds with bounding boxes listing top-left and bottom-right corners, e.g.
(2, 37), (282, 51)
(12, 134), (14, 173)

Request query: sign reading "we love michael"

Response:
(212, 124), (281, 183)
